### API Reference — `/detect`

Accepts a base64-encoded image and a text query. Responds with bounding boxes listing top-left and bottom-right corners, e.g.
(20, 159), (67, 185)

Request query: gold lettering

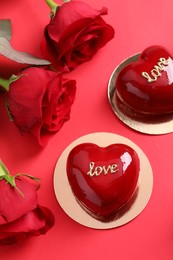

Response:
(159, 57), (169, 66)
(94, 166), (103, 176)
(102, 165), (112, 174)
(87, 162), (95, 177)
(151, 66), (162, 77)
(141, 72), (156, 82)
(141, 57), (169, 83)
(87, 162), (119, 177)
(111, 164), (119, 173)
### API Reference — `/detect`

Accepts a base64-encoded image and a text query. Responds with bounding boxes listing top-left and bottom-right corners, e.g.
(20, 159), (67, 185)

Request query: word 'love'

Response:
(141, 57), (169, 82)
(87, 162), (119, 177)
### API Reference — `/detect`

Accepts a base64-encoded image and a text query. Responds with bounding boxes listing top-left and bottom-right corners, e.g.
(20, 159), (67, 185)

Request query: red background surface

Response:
(1, 0), (173, 259)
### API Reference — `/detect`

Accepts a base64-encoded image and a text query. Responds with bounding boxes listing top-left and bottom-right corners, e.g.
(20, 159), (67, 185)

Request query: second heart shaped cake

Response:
(66, 143), (140, 221)
(115, 45), (173, 119)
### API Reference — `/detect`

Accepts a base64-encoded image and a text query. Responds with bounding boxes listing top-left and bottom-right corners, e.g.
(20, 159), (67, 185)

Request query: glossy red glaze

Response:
(116, 46), (173, 118)
(67, 143), (140, 221)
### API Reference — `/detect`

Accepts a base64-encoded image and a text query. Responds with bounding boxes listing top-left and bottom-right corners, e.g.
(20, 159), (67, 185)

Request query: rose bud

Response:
(41, 0), (115, 71)
(0, 160), (55, 245)
(0, 66), (76, 146)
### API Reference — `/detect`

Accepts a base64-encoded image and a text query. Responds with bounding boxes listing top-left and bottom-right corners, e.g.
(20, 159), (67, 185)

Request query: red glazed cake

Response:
(115, 46), (173, 120)
(66, 143), (140, 221)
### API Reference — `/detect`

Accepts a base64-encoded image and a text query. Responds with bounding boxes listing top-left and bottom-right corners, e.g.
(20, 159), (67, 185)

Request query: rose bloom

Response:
(0, 177), (54, 245)
(7, 66), (76, 146)
(41, 0), (115, 71)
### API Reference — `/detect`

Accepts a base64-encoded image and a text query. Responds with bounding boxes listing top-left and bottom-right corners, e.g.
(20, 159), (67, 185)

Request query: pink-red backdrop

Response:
(1, 0), (173, 259)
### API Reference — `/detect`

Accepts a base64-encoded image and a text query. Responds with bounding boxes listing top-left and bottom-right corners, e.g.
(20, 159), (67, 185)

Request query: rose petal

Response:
(0, 205), (55, 245)
(48, 1), (108, 42)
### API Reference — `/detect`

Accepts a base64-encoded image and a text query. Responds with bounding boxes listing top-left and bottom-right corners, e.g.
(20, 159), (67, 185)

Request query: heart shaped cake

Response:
(115, 45), (173, 119)
(66, 143), (140, 221)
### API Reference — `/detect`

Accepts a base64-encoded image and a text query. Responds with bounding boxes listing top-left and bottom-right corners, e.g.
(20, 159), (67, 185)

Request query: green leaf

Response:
(3, 174), (16, 187)
(0, 74), (23, 91)
(0, 19), (12, 41)
(0, 160), (10, 177)
(9, 74), (23, 85)
(0, 37), (51, 65)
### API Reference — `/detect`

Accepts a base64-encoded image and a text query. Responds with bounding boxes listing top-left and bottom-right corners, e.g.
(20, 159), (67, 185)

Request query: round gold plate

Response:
(108, 54), (173, 134)
(54, 132), (153, 229)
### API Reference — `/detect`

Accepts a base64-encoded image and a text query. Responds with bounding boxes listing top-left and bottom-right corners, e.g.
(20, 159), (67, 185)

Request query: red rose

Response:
(41, 0), (115, 71)
(0, 161), (54, 245)
(7, 66), (76, 146)
(0, 177), (38, 225)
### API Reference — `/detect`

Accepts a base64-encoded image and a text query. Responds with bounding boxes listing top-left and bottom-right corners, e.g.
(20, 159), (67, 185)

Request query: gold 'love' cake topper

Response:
(87, 162), (119, 177)
(141, 57), (169, 82)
